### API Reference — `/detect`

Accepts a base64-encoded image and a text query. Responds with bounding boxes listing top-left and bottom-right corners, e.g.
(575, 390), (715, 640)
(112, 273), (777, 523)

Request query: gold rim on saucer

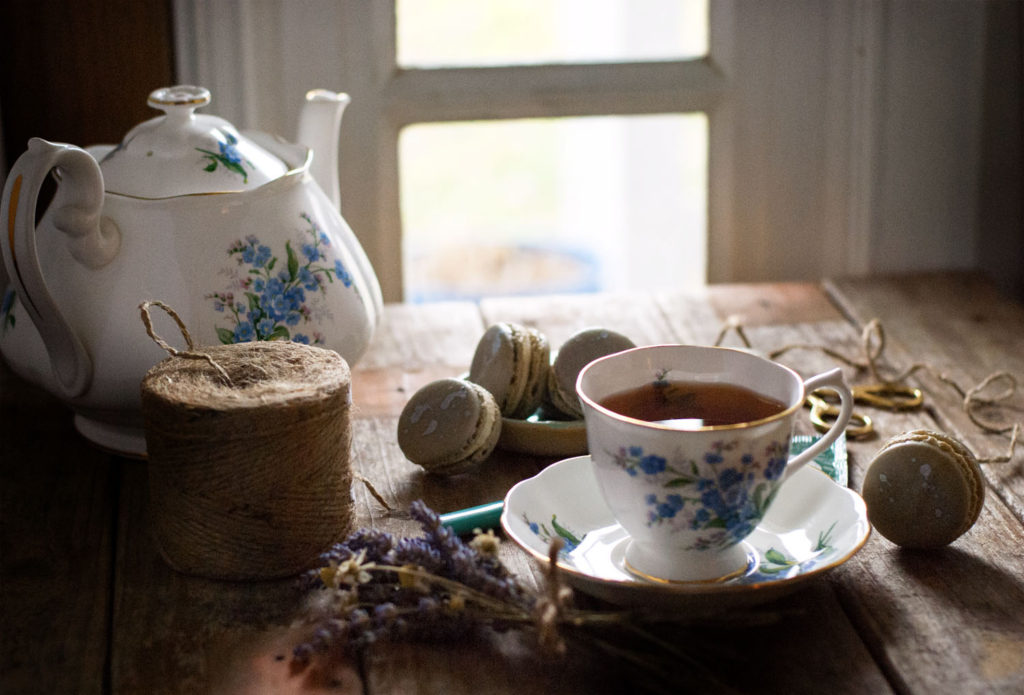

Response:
(623, 549), (754, 585)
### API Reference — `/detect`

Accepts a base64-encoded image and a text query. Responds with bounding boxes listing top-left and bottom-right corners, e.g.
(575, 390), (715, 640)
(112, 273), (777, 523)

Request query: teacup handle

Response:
(782, 367), (853, 482)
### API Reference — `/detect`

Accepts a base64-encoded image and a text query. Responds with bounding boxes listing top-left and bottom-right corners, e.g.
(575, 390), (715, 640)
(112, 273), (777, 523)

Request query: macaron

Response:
(861, 429), (985, 548)
(397, 378), (502, 475)
(468, 322), (550, 420)
(547, 327), (636, 419)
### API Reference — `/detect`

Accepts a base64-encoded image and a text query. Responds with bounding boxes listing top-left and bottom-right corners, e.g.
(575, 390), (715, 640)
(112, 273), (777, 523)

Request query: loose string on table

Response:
(355, 473), (394, 513)
(715, 316), (1021, 464)
(534, 536), (572, 657)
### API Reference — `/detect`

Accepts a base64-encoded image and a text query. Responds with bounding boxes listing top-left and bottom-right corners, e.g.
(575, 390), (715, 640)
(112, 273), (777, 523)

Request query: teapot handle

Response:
(1, 138), (120, 397)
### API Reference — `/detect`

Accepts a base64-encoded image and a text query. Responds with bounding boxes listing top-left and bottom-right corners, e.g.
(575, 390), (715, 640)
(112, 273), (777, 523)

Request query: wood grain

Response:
(0, 364), (115, 694)
(5, 274), (1023, 694)
(109, 463), (363, 695)
(826, 273), (1024, 522)
(825, 273), (1024, 694)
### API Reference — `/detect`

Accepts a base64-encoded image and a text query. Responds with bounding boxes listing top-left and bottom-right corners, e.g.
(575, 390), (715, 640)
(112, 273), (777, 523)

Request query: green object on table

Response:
(791, 433), (848, 486)
(439, 500), (504, 535)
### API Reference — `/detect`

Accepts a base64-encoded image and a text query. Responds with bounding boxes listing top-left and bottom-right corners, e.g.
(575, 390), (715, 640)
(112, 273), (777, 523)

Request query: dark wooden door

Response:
(1, 0), (175, 171)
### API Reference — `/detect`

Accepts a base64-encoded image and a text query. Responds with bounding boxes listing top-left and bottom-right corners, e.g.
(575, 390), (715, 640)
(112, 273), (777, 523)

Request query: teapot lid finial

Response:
(147, 85), (211, 109)
(145, 86), (212, 130)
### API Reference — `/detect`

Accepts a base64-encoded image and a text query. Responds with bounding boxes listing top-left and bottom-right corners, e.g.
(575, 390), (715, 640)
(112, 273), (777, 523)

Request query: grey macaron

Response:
(547, 327), (636, 419)
(468, 322), (550, 420)
(861, 429), (985, 548)
(397, 378), (502, 475)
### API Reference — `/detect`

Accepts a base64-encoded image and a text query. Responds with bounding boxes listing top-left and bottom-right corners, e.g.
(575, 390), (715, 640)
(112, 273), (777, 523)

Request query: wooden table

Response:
(3, 272), (1023, 694)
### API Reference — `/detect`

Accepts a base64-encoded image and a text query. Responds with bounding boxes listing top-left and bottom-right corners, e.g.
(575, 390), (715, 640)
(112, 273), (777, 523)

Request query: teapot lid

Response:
(98, 85), (291, 198)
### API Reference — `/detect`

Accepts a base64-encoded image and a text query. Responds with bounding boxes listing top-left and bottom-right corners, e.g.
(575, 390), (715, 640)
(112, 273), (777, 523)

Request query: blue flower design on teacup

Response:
(609, 439), (788, 551)
(577, 343), (853, 583)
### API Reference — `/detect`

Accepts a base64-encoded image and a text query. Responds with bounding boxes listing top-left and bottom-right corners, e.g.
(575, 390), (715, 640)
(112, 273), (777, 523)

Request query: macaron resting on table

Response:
(547, 327), (636, 419)
(397, 378), (502, 475)
(861, 429), (986, 548)
(468, 322), (550, 420)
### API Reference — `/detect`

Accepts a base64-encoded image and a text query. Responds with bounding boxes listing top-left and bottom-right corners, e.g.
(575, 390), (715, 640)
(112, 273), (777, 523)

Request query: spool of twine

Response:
(139, 301), (354, 580)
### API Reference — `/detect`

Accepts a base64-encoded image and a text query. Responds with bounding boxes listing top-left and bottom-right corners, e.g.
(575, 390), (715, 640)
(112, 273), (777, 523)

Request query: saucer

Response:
(501, 451), (870, 611)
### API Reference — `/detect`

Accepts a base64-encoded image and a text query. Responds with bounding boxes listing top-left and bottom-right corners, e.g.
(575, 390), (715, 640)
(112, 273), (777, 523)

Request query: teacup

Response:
(576, 344), (852, 583)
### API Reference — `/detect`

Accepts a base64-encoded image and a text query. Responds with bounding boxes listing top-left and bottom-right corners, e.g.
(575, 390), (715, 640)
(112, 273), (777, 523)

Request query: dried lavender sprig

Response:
(337, 526), (396, 562)
(408, 499), (532, 607)
(387, 537), (444, 573)
(295, 501), (773, 679)
(293, 573), (495, 661)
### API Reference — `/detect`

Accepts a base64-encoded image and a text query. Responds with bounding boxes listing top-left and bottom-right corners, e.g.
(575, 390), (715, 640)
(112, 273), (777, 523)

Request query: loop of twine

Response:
(715, 317), (1021, 464)
(139, 300), (233, 385)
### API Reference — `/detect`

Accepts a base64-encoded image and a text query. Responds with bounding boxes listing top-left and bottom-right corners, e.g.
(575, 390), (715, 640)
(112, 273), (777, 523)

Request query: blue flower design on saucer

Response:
(523, 513), (585, 556)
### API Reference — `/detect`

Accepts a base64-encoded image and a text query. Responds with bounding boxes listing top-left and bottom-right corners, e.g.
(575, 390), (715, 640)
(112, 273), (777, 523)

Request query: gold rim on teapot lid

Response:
(147, 85), (212, 108)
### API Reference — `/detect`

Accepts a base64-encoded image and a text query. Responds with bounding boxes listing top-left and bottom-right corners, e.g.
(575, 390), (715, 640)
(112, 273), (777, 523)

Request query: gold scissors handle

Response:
(806, 382), (924, 439)
(807, 391), (873, 438)
(851, 383), (923, 410)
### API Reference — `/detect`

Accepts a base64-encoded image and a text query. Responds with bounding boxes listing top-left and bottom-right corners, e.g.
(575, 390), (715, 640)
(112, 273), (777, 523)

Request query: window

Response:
(396, 0), (707, 68)
(400, 114), (708, 301)
(174, 0), (720, 302)
(176, 2), (1003, 301)
(392, 0), (711, 301)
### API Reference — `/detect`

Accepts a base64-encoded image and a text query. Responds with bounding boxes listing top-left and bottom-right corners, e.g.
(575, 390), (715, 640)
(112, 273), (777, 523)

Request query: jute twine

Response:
(715, 316), (1021, 464)
(139, 300), (354, 581)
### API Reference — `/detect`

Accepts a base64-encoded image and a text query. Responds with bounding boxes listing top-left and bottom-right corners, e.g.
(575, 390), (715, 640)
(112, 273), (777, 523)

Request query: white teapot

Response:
(0, 85), (382, 456)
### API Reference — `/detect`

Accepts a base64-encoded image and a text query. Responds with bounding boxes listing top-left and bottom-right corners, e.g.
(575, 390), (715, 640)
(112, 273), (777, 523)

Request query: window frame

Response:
(174, 0), (1008, 302)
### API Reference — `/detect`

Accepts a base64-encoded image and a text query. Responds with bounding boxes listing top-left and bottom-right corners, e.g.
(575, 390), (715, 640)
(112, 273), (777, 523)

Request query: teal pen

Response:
(439, 500), (504, 535)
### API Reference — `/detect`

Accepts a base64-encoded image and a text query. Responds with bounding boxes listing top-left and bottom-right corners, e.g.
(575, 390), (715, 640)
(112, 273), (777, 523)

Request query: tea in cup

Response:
(576, 344), (853, 583)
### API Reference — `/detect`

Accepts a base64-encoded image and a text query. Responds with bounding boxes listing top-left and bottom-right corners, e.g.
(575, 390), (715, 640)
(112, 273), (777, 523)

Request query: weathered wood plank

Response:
(0, 364), (115, 695)
(28, 275), (1020, 694)
(825, 273), (1024, 523)
(357, 301), (483, 373)
(364, 628), (636, 695)
(479, 291), (676, 347)
(704, 281), (846, 328)
(109, 463), (363, 695)
(824, 273), (1024, 694)
(837, 499), (1024, 694)
(352, 301), (623, 694)
(352, 301), (482, 418)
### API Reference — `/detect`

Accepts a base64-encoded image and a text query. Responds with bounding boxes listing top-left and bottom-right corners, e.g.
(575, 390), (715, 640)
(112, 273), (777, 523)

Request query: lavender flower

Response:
(294, 500), (540, 663)
(390, 537), (443, 572)
(292, 501), (764, 693)
(343, 527), (396, 563)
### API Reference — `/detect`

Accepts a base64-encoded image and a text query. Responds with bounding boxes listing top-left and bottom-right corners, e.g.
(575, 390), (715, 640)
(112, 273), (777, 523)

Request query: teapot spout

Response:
(297, 89), (351, 213)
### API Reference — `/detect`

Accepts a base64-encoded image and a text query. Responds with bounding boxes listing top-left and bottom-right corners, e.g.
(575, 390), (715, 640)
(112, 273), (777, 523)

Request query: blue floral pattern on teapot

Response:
(207, 212), (359, 345)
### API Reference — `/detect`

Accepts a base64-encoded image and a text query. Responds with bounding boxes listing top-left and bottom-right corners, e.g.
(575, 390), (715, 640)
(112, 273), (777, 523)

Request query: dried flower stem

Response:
(293, 501), (777, 693)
